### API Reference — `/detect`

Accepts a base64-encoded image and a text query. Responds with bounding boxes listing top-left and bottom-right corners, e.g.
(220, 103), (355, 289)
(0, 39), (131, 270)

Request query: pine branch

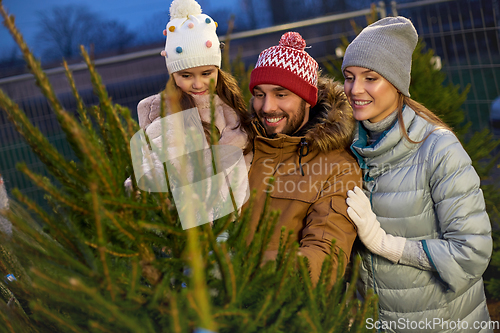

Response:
(16, 164), (89, 215)
(206, 227), (234, 303)
(167, 292), (183, 333)
(83, 242), (138, 258)
(79, 47), (115, 164)
(79, 46), (136, 197)
(31, 302), (81, 333)
(9, 188), (82, 258)
(0, 89), (86, 189)
(89, 321), (116, 333)
(0, 306), (19, 333)
(220, 242), (237, 304)
(186, 225), (216, 331)
(55, 106), (118, 196)
(62, 60), (98, 150)
(102, 209), (136, 241)
(68, 277), (150, 333)
(299, 310), (319, 333)
(136, 221), (183, 236)
(126, 258), (139, 300)
(115, 104), (141, 190)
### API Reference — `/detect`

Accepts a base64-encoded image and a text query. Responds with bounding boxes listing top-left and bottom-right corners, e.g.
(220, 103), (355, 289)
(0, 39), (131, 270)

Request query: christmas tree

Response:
(0, 2), (376, 332)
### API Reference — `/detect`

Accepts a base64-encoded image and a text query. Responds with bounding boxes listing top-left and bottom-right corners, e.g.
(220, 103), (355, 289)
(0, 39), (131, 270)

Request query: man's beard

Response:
(258, 100), (307, 136)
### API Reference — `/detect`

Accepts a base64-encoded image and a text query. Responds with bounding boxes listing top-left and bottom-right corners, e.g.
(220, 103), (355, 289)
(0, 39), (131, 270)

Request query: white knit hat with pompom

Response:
(162, 0), (221, 74)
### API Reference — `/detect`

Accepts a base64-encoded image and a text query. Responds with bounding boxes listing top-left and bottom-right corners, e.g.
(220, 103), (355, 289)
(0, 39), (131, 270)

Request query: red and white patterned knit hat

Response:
(249, 32), (318, 107)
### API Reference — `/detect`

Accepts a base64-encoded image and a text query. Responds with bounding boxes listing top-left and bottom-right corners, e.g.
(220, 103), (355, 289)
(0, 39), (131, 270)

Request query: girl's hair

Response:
(168, 68), (254, 155)
(215, 69), (254, 155)
(396, 92), (453, 144)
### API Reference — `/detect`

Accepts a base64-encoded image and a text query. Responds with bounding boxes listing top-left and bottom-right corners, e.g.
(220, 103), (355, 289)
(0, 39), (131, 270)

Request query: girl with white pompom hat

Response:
(130, 0), (253, 232)
(137, 0), (253, 169)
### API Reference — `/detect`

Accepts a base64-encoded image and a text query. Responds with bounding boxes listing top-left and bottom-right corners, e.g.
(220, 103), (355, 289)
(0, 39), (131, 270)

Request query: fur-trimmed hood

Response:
(249, 77), (355, 153)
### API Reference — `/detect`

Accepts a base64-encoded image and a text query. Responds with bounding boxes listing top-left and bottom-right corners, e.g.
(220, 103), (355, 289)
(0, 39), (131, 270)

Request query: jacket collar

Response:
(351, 105), (430, 179)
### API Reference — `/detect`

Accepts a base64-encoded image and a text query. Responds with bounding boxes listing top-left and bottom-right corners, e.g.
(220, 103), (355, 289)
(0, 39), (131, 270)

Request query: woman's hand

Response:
(346, 186), (379, 243)
(346, 186), (406, 263)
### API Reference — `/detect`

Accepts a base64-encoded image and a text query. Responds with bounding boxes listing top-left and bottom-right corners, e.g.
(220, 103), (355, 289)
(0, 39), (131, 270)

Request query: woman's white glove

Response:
(346, 186), (406, 263)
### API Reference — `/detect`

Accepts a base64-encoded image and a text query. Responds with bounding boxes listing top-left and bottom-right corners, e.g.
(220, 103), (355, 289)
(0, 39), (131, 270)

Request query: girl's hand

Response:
(346, 186), (406, 263)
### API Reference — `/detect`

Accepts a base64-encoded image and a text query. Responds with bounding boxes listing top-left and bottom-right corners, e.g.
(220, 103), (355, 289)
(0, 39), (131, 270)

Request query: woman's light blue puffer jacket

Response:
(351, 106), (493, 333)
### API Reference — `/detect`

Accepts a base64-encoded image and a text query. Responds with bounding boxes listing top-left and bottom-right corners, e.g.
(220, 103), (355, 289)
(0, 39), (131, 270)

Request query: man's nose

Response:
(261, 96), (277, 112)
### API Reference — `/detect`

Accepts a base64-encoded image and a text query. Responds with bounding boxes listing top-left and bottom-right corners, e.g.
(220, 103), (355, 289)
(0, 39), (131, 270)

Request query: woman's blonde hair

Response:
(396, 93), (453, 144)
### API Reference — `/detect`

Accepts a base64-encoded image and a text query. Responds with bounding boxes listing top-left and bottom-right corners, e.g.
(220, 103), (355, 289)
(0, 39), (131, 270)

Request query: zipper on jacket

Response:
(369, 182), (376, 206)
(251, 119), (267, 137)
(298, 138), (309, 176)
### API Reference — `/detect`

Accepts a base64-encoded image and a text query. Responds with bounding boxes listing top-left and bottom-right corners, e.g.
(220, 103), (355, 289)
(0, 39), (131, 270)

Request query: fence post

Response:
(378, 1), (387, 18)
(391, 1), (398, 16)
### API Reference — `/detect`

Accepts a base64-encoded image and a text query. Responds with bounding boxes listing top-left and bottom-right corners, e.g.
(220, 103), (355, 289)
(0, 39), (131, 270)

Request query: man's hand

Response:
(346, 186), (406, 263)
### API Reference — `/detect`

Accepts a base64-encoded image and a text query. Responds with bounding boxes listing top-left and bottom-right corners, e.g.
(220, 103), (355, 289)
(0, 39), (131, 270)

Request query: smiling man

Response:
(244, 32), (362, 286)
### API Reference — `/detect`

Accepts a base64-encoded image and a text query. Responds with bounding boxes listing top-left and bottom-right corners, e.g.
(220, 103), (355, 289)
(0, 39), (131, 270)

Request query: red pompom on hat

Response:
(249, 32), (318, 107)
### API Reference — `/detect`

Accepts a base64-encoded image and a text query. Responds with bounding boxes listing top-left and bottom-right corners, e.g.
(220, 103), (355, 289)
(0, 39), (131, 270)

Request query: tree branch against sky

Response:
(35, 5), (136, 61)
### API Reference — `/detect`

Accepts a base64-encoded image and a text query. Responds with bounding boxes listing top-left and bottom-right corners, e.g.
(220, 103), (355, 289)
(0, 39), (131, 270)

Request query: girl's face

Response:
(172, 65), (218, 96)
(343, 66), (399, 123)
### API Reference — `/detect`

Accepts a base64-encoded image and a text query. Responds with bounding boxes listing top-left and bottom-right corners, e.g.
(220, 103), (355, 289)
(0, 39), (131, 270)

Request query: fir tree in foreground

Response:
(0, 3), (376, 332)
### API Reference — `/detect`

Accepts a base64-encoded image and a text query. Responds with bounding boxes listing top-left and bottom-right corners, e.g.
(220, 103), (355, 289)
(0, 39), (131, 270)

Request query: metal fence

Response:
(0, 0), (499, 209)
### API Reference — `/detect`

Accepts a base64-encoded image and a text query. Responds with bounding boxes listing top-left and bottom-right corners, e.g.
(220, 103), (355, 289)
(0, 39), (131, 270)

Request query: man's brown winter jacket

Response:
(245, 78), (361, 285)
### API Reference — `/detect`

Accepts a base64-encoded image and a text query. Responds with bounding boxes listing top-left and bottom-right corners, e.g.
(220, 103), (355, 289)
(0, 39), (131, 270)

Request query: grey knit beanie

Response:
(341, 16), (418, 97)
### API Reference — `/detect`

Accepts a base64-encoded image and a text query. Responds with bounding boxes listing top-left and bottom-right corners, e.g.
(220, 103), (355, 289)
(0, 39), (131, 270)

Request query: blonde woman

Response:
(343, 17), (492, 332)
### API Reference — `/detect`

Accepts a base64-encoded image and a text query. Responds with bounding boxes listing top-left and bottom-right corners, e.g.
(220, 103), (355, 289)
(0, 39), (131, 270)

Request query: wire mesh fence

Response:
(395, 0), (500, 134)
(0, 0), (498, 209)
